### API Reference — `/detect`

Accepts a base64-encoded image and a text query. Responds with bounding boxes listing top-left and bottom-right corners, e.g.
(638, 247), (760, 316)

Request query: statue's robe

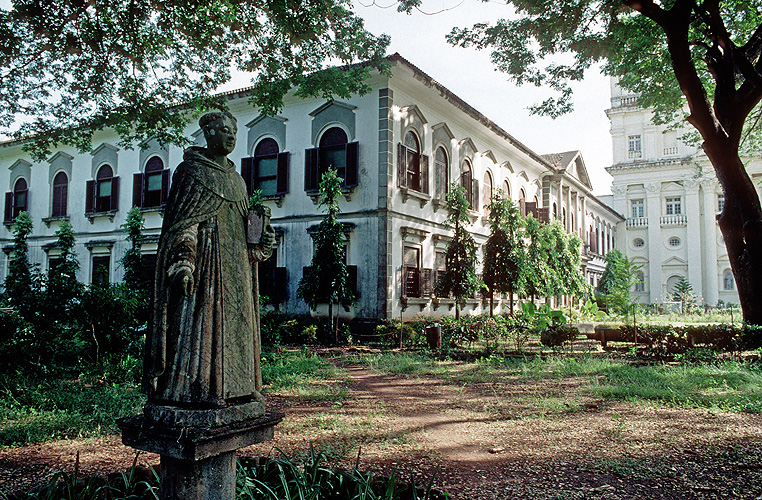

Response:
(143, 147), (263, 406)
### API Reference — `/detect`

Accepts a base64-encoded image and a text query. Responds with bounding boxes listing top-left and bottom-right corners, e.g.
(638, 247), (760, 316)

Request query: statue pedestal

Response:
(118, 407), (283, 500)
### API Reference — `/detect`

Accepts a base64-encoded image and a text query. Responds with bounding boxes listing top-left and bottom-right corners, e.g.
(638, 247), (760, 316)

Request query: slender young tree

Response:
(43, 221), (83, 328)
(545, 220), (588, 307)
(120, 207), (148, 294)
(523, 215), (551, 304)
(2, 212), (40, 317)
(298, 169), (355, 342)
(435, 183), (482, 320)
(597, 249), (641, 315)
(483, 192), (525, 316)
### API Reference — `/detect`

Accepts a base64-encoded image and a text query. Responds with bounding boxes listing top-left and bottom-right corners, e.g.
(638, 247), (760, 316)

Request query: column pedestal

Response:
(119, 406), (283, 500)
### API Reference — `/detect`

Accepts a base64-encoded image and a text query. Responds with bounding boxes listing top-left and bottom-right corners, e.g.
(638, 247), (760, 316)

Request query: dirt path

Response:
(3, 361), (762, 499)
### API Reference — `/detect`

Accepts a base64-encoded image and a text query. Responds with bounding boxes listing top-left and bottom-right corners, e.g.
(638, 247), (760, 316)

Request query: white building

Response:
(606, 79), (762, 306)
(1, 54), (621, 321)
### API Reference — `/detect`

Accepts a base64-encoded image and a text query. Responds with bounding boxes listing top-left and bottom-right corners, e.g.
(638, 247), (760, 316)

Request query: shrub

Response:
(540, 324), (579, 348)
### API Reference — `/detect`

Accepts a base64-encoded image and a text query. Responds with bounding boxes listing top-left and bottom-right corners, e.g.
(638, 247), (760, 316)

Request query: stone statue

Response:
(143, 111), (274, 409)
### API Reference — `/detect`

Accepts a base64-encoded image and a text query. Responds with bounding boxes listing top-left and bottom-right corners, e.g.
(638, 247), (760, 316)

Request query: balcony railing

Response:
(628, 150), (643, 159)
(612, 95), (638, 108)
(626, 217), (648, 228)
(663, 146), (679, 156)
(660, 214), (687, 226)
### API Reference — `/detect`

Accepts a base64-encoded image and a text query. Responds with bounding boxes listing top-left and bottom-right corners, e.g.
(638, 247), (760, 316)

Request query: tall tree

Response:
(0, 0), (389, 160)
(523, 215), (551, 304)
(42, 220), (83, 329)
(545, 220), (588, 307)
(297, 168), (355, 342)
(482, 192), (525, 316)
(2, 212), (40, 317)
(597, 249), (640, 315)
(436, 0), (762, 324)
(435, 183), (482, 320)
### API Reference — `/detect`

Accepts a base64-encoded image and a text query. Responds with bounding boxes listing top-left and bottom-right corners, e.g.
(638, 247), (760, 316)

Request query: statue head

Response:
(200, 111), (238, 156)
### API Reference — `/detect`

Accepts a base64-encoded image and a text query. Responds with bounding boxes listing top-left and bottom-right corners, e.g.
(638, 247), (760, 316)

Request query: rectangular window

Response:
(665, 197), (682, 215)
(717, 194), (725, 213)
(92, 255), (111, 285)
(631, 199), (644, 218)
(628, 135), (642, 159)
(402, 246), (421, 298)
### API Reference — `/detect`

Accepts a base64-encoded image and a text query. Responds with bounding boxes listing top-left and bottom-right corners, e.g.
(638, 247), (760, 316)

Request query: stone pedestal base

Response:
(118, 408), (283, 500)
(160, 452), (236, 500)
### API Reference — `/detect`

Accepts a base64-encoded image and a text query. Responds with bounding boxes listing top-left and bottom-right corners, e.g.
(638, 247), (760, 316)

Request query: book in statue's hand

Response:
(247, 211), (264, 245)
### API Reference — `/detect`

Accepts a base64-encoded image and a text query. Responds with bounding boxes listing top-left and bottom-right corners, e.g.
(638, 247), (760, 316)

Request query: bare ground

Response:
(2, 357), (762, 499)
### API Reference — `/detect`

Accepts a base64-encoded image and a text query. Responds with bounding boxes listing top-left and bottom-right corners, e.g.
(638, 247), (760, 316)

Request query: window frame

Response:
(665, 196), (682, 215)
(51, 171), (68, 217)
(631, 198), (645, 218)
(12, 178), (28, 219)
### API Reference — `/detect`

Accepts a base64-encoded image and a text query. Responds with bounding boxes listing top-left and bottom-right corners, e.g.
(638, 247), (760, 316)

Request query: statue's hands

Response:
(171, 265), (196, 296)
(259, 225), (275, 254)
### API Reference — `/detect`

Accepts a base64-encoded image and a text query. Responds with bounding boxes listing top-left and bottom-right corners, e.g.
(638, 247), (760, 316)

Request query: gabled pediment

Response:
(431, 122), (454, 142)
(458, 138), (477, 158)
(246, 114), (287, 128)
(501, 160), (514, 173)
(480, 150), (497, 164)
(92, 143), (119, 156)
(9, 159), (32, 171)
(663, 256), (687, 266)
(47, 152), (73, 164)
(518, 170), (529, 181)
(399, 105), (428, 126)
(309, 100), (356, 117)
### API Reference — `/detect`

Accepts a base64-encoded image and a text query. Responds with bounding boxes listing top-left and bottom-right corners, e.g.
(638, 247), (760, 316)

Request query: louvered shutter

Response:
(133, 173), (144, 207)
(348, 265), (358, 296)
(471, 179), (479, 211)
(110, 176), (120, 211)
(421, 268), (433, 297)
(85, 180), (95, 214)
(4, 192), (12, 223)
(420, 154), (429, 194)
(304, 148), (319, 191)
(276, 152), (290, 194)
(401, 266), (408, 298)
(160, 169), (170, 206)
(241, 157), (254, 196)
(397, 143), (407, 188)
(345, 142), (359, 187)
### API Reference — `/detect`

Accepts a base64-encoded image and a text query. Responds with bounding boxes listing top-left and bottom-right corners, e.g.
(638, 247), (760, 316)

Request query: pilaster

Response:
(684, 179), (703, 298)
(645, 182), (662, 302)
(702, 181), (719, 306)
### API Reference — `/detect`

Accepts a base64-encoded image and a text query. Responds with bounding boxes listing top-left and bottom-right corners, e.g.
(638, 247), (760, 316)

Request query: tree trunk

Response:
(489, 291), (494, 318)
(711, 150), (762, 327)
(329, 302), (336, 344)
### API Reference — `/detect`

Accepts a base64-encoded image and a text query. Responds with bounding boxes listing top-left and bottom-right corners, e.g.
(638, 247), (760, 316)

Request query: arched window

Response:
(460, 160), (475, 209)
(140, 157), (169, 208)
(634, 271), (645, 292)
(552, 202), (557, 220)
(399, 131), (426, 192)
(86, 164), (119, 214)
(519, 188), (526, 216)
(242, 138), (289, 197)
(434, 146), (448, 200)
(254, 138), (278, 195)
(13, 178), (28, 219)
(482, 170), (493, 208)
(723, 270), (735, 291)
(502, 180), (510, 199)
(305, 126), (358, 190)
(4, 178), (28, 223)
(52, 172), (68, 217)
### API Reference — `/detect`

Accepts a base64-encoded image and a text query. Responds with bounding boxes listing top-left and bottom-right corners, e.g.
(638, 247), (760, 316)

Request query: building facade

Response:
(1, 54), (621, 321)
(606, 79), (762, 307)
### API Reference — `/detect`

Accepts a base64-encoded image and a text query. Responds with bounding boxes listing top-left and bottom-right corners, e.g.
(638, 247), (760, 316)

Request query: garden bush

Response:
(540, 324), (580, 348)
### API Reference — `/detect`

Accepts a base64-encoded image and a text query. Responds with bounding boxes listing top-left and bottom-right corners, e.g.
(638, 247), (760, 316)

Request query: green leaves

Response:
(0, 0), (389, 160)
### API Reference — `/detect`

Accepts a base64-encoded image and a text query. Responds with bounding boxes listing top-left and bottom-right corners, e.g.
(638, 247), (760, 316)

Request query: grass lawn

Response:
(2, 347), (761, 449)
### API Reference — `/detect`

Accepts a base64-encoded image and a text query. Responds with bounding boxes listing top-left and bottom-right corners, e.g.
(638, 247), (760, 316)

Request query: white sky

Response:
(352, 0), (614, 195)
